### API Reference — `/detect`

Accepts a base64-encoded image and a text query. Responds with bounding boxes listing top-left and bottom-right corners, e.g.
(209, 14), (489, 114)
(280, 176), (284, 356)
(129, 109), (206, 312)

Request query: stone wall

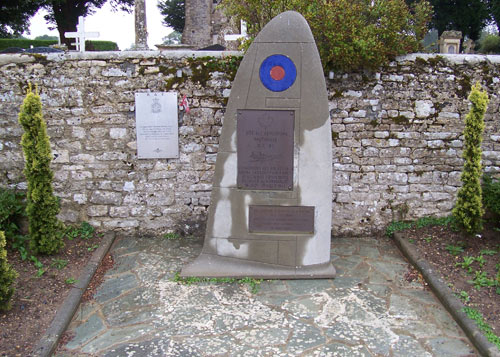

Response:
(0, 51), (499, 236)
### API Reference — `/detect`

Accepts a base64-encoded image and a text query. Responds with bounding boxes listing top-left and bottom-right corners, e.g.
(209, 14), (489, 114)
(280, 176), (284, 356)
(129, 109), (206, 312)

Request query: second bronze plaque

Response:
(237, 109), (294, 190)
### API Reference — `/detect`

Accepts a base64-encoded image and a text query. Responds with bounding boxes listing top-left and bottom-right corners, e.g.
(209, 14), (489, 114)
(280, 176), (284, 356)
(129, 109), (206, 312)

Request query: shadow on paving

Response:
(55, 235), (476, 356)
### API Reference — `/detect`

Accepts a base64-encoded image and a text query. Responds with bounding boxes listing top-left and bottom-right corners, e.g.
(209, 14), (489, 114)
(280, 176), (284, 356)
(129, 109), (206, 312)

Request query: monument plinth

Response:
(181, 11), (335, 279)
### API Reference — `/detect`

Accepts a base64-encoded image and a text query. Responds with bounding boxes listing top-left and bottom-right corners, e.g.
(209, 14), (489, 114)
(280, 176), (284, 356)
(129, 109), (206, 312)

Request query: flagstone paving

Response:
(56, 236), (476, 356)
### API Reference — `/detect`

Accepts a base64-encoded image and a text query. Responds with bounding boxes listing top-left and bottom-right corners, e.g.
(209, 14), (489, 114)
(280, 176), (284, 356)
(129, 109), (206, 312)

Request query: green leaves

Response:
(219, 0), (432, 71)
(0, 231), (17, 311)
(18, 85), (64, 255)
(453, 83), (489, 235)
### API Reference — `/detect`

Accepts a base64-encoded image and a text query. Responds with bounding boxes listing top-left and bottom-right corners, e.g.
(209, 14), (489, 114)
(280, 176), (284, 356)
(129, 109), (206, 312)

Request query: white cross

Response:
(64, 16), (100, 52)
(224, 20), (248, 42)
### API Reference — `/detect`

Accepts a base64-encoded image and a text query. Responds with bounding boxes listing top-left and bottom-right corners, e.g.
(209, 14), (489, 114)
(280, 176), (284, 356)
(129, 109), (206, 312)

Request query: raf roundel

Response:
(259, 54), (297, 92)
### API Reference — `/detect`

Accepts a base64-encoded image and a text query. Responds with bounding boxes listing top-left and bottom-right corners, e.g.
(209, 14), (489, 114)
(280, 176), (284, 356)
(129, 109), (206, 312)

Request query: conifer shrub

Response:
(0, 231), (17, 312)
(18, 85), (64, 255)
(482, 174), (500, 216)
(452, 82), (489, 234)
(0, 187), (26, 243)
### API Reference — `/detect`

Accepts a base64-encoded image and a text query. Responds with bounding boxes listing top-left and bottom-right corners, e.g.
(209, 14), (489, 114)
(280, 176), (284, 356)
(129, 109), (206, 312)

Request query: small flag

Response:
(181, 95), (190, 113)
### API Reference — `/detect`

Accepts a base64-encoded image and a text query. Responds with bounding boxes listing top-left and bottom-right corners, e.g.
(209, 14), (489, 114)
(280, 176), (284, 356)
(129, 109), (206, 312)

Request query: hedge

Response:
(0, 38), (119, 51)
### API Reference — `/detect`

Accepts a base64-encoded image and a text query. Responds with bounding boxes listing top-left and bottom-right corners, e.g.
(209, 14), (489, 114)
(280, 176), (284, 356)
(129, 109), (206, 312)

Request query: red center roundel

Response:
(270, 66), (285, 81)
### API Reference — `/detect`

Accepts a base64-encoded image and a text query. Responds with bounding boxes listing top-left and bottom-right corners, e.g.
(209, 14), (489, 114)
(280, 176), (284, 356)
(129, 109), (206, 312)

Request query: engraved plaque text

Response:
(135, 92), (178, 159)
(249, 205), (314, 233)
(237, 110), (294, 190)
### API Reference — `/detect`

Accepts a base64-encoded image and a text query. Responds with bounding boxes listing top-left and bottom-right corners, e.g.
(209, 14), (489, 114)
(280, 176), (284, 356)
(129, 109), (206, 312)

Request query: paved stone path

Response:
(56, 236), (476, 356)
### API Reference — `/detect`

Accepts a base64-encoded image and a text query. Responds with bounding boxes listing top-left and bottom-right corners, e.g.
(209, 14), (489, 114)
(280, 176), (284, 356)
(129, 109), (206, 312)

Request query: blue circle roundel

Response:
(259, 54), (297, 92)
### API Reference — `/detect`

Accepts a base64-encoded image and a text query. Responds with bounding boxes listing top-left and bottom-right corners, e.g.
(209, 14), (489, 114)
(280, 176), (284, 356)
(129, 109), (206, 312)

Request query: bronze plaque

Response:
(237, 110), (294, 190)
(249, 205), (314, 233)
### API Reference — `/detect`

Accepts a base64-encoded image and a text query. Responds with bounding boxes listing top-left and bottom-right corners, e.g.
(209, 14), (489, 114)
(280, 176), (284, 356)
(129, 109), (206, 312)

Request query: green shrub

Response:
(218, 0), (432, 71)
(0, 187), (25, 243)
(85, 40), (119, 51)
(0, 231), (17, 311)
(478, 33), (500, 54)
(0, 39), (58, 50)
(0, 38), (119, 52)
(453, 82), (489, 234)
(483, 174), (500, 216)
(18, 85), (64, 255)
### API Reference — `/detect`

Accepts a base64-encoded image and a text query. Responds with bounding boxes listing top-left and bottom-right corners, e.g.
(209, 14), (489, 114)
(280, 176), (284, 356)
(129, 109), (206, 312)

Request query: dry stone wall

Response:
(0, 51), (499, 236)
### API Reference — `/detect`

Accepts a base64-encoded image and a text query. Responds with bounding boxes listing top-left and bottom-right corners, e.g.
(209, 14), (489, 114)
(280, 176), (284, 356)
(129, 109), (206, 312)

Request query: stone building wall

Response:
(0, 51), (499, 236)
(182, 0), (213, 48)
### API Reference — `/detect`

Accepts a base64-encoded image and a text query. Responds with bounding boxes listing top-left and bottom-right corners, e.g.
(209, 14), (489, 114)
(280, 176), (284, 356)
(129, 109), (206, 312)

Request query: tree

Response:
(18, 85), (64, 255)
(34, 34), (59, 40)
(1, 0), (133, 46)
(486, 0), (500, 33)
(162, 31), (182, 44)
(406, 0), (490, 41)
(158, 0), (185, 33)
(42, 0), (134, 48)
(0, 0), (42, 38)
(219, 0), (432, 72)
(453, 82), (489, 234)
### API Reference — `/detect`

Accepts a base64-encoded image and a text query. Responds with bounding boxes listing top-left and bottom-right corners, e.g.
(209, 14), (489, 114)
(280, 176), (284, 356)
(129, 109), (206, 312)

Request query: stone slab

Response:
(135, 92), (178, 159)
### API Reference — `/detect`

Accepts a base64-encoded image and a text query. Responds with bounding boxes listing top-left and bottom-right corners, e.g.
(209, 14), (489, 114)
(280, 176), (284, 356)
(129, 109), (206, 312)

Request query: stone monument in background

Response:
(439, 31), (462, 54)
(181, 11), (336, 279)
(135, 0), (148, 50)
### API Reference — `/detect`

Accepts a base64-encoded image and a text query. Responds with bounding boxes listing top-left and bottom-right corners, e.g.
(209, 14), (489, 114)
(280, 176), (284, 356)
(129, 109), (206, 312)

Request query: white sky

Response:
(26, 0), (173, 50)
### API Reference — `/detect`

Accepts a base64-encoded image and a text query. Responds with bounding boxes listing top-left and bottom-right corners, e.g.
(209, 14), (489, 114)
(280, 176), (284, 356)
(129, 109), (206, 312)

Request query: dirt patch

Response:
(398, 218), (500, 335)
(0, 234), (104, 357)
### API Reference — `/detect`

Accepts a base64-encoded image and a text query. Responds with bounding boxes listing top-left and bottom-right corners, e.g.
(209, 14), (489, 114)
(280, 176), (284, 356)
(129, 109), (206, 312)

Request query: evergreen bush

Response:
(482, 174), (500, 216)
(452, 82), (489, 234)
(0, 231), (17, 312)
(478, 33), (500, 54)
(18, 85), (64, 255)
(0, 187), (26, 243)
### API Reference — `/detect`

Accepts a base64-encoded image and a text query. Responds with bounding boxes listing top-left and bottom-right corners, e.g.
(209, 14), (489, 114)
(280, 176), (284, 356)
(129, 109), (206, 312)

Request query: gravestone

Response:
(181, 11), (335, 279)
(135, 92), (178, 159)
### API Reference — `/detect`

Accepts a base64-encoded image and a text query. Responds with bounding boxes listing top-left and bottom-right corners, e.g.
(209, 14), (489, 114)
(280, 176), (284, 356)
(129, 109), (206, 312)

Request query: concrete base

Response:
(180, 253), (336, 279)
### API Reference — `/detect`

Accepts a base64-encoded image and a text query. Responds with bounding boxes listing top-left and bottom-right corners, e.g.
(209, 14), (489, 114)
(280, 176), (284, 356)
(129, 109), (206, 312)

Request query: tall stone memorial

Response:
(181, 11), (335, 278)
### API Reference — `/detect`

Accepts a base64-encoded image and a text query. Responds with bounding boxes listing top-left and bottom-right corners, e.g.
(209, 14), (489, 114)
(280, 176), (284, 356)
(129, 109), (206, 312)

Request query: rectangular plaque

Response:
(249, 205), (314, 233)
(237, 110), (294, 190)
(135, 92), (178, 159)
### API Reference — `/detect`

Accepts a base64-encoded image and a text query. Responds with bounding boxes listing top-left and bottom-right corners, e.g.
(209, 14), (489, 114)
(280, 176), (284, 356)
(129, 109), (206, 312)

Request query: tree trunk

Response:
(51, 0), (86, 49)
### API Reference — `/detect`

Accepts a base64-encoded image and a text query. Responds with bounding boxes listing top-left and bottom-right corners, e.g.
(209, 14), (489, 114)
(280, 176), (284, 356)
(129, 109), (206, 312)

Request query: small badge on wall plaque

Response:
(249, 205), (314, 234)
(237, 109), (294, 191)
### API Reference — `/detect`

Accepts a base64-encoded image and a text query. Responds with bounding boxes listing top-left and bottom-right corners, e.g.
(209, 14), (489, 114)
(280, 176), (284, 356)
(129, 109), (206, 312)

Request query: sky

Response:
(26, 0), (173, 50)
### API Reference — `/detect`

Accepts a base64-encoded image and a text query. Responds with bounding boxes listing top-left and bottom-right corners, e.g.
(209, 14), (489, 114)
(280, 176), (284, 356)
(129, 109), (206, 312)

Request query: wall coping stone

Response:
(0, 50), (243, 66)
(2, 51), (500, 67)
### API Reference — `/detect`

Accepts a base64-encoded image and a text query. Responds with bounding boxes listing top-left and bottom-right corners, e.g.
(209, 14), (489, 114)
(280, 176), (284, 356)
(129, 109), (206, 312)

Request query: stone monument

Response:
(135, 0), (148, 50)
(181, 11), (335, 279)
(439, 30), (462, 54)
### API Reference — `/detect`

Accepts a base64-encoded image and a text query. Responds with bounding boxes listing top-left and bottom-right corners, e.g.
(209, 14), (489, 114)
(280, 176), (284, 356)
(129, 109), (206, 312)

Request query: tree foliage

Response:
(453, 82), (489, 234)
(406, 0), (491, 41)
(0, 231), (17, 312)
(18, 85), (64, 255)
(1, 0), (133, 46)
(158, 0), (185, 33)
(0, 0), (42, 38)
(219, 0), (432, 71)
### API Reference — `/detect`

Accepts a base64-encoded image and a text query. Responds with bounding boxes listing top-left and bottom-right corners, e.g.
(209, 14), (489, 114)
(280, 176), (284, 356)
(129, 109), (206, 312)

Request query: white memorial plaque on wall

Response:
(135, 92), (178, 159)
